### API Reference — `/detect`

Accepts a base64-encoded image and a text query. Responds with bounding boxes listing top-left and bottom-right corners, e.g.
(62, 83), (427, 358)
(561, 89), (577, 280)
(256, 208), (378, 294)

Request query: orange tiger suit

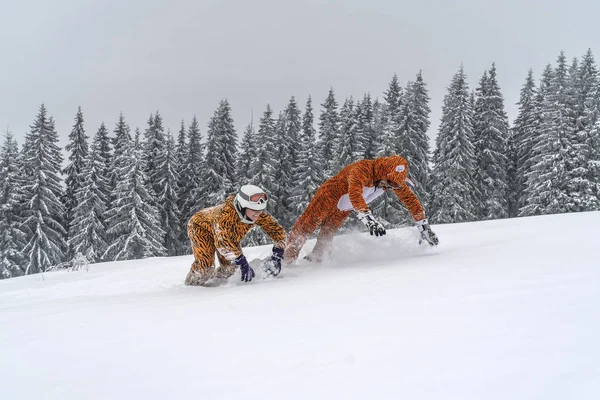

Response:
(284, 155), (426, 263)
(186, 194), (286, 286)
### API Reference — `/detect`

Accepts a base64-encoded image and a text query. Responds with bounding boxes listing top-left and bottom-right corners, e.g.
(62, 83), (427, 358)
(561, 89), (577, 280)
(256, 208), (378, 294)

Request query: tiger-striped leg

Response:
(308, 210), (351, 262)
(185, 224), (218, 286)
(283, 199), (329, 264)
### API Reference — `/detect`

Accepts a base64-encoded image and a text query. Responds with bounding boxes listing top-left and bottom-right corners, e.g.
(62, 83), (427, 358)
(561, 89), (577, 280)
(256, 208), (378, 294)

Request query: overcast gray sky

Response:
(1, 0), (598, 147)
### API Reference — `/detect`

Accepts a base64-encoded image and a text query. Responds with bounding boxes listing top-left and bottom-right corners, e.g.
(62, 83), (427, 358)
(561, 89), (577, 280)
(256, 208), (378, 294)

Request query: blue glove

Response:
(265, 247), (284, 276)
(234, 254), (255, 282)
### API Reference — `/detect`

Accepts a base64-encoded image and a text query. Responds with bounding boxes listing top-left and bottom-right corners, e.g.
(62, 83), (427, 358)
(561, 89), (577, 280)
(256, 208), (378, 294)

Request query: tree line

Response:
(1, 49), (599, 279)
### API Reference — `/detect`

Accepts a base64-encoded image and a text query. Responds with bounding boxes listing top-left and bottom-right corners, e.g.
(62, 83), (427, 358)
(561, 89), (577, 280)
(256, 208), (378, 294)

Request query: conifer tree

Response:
(94, 122), (112, 196)
(291, 96), (322, 216)
(109, 113), (132, 202)
(521, 60), (572, 216)
(378, 74), (404, 157)
(237, 122), (257, 183)
(0, 131), (25, 278)
(103, 133), (166, 261)
(472, 63), (510, 220)
(358, 93), (377, 159)
(175, 120), (187, 175)
(157, 131), (183, 256)
(63, 106), (89, 238)
(68, 130), (109, 263)
(335, 97), (361, 170)
(398, 71), (432, 206)
(429, 66), (479, 223)
(20, 104), (67, 273)
(512, 69), (539, 215)
(179, 116), (204, 222)
(200, 100), (238, 209)
(250, 105), (277, 207)
(318, 88), (340, 177)
(571, 49), (600, 210)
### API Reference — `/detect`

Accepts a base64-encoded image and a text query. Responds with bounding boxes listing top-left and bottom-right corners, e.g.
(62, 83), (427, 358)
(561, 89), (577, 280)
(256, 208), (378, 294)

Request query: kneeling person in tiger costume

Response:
(284, 155), (439, 264)
(185, 185), (287, 286)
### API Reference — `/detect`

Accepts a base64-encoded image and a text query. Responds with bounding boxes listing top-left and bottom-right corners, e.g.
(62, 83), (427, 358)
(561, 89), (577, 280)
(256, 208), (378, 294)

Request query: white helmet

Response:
(235, 184), (268, 211)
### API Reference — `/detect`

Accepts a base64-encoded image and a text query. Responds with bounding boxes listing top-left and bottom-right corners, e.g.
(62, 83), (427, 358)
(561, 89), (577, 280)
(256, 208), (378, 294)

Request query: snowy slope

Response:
(1, 212), (599, 400)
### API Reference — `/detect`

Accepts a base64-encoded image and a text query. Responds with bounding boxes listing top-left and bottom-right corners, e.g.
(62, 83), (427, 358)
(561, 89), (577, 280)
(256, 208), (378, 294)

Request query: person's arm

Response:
(347, 163), (372, 212)
(214, 212), (243, 261)
(391, 183), (426, 221)
(254, 213), (287, 249)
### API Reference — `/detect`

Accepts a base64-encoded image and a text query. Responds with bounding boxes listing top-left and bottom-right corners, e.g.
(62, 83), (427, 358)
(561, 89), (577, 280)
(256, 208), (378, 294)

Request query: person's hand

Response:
(416, 219), (439, 246)
(264, 247), (283, 276)
(234, 254), (255, 282)
(357, 211), (386, 237)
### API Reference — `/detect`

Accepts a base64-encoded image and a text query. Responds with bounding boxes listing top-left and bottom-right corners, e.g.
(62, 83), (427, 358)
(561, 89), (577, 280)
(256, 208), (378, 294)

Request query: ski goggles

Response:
(240, 192), (268, 205)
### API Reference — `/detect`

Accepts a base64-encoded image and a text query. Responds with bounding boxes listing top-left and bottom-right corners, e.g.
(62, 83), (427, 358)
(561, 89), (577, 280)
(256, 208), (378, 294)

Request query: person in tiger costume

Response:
(185, 184), (286, 286)
(283, 155), (439, 264)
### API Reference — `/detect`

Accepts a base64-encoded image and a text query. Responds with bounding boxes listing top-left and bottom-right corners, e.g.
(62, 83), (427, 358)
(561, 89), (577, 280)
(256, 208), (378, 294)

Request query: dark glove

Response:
(416, 219), (439, 246)
(234, 254), (255, 282)
(357, 211), (386, 237)
(264, 247), (284, 276)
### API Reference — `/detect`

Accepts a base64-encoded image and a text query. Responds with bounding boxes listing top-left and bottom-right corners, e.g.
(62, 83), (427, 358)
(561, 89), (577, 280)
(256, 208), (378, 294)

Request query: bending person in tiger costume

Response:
(185, 185), (286, 286)
(284, 155), (438, 264)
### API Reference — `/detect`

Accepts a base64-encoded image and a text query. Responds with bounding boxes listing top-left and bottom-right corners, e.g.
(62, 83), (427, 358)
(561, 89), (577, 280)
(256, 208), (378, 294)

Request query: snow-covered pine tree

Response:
(399, 71), (432, 207)
(237, 121), (256, 183)
(199, 99), (238, 209)
(358, 93), (377, 160)
(103, 131), (166, 261)
(94, 122), (112, 198)
(250, 104), (276, 192)
(372, 74), (405, 228)
(290, 96), (322, 217)
(570, 49), (600, 210)
(275, 96), (303, 228)
(108, 113), (132, 203)
(512, 69), (539, 215)
(429, 66), (479, 223)
(472, 63), (510, 220)
(506, 129), (518, 218)
(377, 73), (403, 157)
(176, 119), (187, 170)
(581, 50), (600, 208)
(318, 88), (340, 178)
(371, 98), (386, 154)
(156, 131), (183, 256)
(335, 97), (361, 171)
(269, 111), (288, 225)
(63, 106), (89, 244)
(20, 104), (67, 274)
(67, 128), (109, 263)
(238, 119), (265, 248)
(219, 99), (239, 190)
(178, 116), (204, 222)
(245, 105), (278, 245)
(143, 112), (166, 200)
(0, 131), (25, 279)
(520, 58), (574, 216)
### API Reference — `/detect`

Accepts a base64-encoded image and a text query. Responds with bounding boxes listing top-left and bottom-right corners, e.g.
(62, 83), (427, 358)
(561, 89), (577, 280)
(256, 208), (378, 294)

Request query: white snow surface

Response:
(1, 212), (599, 399)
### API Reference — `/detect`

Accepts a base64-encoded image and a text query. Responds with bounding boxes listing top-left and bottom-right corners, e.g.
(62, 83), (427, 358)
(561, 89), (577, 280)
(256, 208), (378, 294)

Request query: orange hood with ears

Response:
(373, 155), (409, 186)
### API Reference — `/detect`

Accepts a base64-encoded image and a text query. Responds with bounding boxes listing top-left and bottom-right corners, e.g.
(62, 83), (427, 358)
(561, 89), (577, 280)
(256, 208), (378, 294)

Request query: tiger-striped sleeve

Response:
(392, 184), (426, 221)
(347, 162), (372, 213)
(214, 208), (243, 261)
(255, 213), (287, 249)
